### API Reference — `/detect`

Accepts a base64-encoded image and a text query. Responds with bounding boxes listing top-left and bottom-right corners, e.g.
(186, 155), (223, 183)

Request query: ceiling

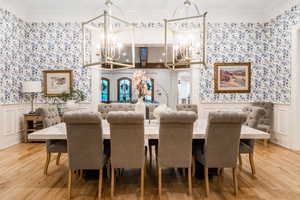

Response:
(1, 0), (299, 22)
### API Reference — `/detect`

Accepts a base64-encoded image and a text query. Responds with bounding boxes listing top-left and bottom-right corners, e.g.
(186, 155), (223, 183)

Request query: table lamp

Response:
(23, 81), (42, 114)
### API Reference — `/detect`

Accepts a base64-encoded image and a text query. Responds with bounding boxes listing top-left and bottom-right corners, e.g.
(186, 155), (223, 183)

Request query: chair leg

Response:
(56, 153), (61, 165)
(249, 153), (256, 176)
(68, 169), (72, 200)
(79, 170), (83, 180)
(204, 167), (209, 197)
(158, 167), (162, 197)
(144, 148), (148, 174)
(155, 145), (158, 167)
(232, 168), (238, 196)
(149, 145), (152, 165)
(44, 152), (51, 175)
(141, 167), (145, 199)
(188, 167), (192, 195)
(106, 159), (111, 180)
(192, 156), (196, 177)
(239, 154), (243, 168)
(98, 169), (103, 200)
(264, 139), (268, 147)
(111, 167), (115, 198)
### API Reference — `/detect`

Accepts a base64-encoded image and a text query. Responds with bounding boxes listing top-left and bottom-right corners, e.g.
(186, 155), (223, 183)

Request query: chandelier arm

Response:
(202, 12), (207, 65)
(107, 0), (126, 19)
(83, 13), (105, 25)
(192, 1), (201, 16)
(108, 14), (133, 26)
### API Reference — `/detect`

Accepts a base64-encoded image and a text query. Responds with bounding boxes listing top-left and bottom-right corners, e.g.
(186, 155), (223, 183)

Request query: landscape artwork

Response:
(214, 63), (251, 93)
(43, 70), (73, 96)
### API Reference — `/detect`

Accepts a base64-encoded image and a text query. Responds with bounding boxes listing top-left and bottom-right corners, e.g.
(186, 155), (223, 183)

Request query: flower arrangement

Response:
(132, 70), (151, 99)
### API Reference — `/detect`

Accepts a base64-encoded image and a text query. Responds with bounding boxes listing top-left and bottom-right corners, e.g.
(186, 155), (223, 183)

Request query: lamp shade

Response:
(22, 81), (42, 93)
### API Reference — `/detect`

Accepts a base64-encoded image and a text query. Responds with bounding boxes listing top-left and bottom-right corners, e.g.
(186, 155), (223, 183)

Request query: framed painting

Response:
(43, 70), (73, 96)
(214, 63), (251, 93)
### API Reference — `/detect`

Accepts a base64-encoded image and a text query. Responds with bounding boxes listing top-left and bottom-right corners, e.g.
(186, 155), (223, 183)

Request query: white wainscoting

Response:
(0, 104), (30, 150)
(0, 102), (293, 150)
(272, 104), (291, 148)
(198, 103), (291, 149)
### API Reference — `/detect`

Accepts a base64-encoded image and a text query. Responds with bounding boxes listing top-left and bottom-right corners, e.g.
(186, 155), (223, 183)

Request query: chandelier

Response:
(164, 0), (207, 70)
(82, 0), (135, 70)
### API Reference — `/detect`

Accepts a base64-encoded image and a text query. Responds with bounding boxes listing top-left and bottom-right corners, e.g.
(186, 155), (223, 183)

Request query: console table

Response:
(23, 114), (43, 143)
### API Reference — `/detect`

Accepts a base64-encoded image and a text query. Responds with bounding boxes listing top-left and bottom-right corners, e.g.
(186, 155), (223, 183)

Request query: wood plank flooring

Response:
(1, 143), (300, 200)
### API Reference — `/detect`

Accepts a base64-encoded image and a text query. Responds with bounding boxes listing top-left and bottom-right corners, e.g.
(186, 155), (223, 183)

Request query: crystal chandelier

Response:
(164, 0), (207, 70)
(82, 0), (135, 70)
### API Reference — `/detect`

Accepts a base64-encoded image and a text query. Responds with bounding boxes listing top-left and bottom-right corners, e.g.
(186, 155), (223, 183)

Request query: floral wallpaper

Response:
(0, 9), (28, 104)
(26, 22), (91, 103)
(1, 5), (299, 104)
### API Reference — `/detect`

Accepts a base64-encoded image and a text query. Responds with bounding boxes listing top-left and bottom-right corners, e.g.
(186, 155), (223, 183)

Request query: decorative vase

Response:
(135, 97), (146, 118)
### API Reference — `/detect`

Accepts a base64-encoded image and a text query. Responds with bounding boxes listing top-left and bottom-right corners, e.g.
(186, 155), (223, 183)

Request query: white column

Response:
(91, 67), (101, 111)
(169, 71), (178, 109)
(191, 65), (200, 104)
(290, 26), (300, 150)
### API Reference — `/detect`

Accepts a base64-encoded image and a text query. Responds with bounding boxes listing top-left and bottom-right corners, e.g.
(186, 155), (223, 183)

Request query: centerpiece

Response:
(132, 70), (151, 117)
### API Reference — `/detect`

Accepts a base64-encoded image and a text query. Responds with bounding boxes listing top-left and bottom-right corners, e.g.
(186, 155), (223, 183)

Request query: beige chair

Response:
(64, 112), (106, 200)
(195, 112), (247, 196)
(107, 111), (145, 198)
(252, 102), (273, 146)
(240, 106), (265, 176)
(176, 104), (198, 115)
(98, 103), (135, 119)
(146, 103), (159, 119)
(158, 111), (197, 196)
(38, 105), (67, 175)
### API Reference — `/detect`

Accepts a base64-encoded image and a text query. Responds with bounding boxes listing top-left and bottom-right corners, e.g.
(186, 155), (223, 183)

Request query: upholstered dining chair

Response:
(64, 112), (107, 200)
(252, 102), (273, 146)
(38, 105), (67, 175)
(158, 111), (197, 196)
(107, 111), (145, 198)
(176, 104), (198, 114)
(194, 112), (247, 196)
(240, 106), (266, 176)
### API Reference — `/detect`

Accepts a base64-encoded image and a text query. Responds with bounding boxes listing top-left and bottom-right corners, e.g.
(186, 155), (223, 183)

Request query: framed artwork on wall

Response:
(43, 70), (73, 96)
(214, 63), (251, 93)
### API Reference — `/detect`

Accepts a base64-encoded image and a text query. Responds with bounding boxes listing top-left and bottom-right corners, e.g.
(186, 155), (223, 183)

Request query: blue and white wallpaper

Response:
(0, 5), (299, 104)
(0, 9), (28, 104)
(26, 22), (91, 103)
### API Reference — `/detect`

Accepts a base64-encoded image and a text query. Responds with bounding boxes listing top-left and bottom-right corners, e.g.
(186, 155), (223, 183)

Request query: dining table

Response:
(28, 119), (270, 140)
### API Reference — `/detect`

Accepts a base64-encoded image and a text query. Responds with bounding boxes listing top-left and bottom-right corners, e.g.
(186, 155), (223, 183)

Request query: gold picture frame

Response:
(214, 63), (251, 93)
(43, 70), (73, 97)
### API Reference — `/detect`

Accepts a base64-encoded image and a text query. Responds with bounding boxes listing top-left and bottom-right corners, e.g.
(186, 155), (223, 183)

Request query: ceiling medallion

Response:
(82, 0), (136, 71)
(164, 0), (208, 71)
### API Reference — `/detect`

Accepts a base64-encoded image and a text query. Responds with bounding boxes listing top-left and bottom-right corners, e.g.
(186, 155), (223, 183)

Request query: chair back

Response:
(176, 104), (198, 115)
(158, 111), (197, 168)
(107, 111), (145, 169)
(242, 106), (266, 129)
(252, 102), (273, 131)
(98, 103), (135, 119)
(38, 105), (61, 128)
(204, 112), (247, 168)
(64, 112), (104, 170)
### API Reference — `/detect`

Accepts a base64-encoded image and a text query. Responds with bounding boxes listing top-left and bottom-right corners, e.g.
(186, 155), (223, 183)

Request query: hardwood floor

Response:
(1, 143), (300, 200)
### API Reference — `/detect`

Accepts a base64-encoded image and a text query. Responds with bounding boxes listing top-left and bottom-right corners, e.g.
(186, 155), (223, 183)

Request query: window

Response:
(101, 78), (110, 103)
(117, 78), (132, 103)
(144, 78), (154, 102)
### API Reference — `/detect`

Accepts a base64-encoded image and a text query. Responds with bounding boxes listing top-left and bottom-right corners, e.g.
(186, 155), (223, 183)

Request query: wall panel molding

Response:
(0, 104), (29, 150)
